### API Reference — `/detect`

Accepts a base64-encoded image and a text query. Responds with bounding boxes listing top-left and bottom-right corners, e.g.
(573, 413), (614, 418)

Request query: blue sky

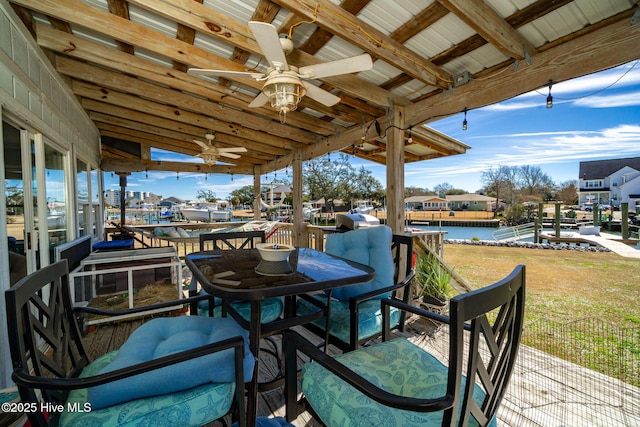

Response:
(104, 60), (640, 201)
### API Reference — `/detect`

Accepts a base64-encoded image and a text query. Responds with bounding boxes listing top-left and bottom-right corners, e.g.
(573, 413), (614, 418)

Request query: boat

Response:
(349, 200), (374, 214)
(180, 202), (231, 222)
(579, 225), (601, 236)
(303, 202), (321, 220)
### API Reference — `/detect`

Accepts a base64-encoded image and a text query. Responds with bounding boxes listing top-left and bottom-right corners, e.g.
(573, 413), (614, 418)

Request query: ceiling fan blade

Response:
(219, 152), (241, 159)
(248, 21), (289, 71)
(219, 147), (248, 153)
(193, 139), (210, 149)
(298, 53), (373, 79)
(248, 92), (269, 108)
(303, 82), (341, 107)
(187, 68), (264, 79)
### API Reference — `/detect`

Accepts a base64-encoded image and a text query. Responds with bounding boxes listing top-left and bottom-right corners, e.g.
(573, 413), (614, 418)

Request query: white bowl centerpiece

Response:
(256, 243), (295, 262)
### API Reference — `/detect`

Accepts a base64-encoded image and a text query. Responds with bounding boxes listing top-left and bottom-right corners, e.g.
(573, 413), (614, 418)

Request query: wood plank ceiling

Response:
(8, 0), (640, 176)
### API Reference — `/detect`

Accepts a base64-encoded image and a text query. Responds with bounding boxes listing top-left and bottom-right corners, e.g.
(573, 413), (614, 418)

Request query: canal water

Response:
(410, 224), (500, 241)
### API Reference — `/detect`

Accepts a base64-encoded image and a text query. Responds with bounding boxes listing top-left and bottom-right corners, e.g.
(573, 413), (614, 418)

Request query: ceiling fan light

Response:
(200, 153), (217, 166)
(262, 72), (306, 122)
(264, 81), (304, 112)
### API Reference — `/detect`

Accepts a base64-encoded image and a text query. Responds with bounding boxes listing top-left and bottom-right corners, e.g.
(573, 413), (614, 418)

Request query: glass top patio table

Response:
(185, 247), (375, 300)
(185, 247), (375, 427)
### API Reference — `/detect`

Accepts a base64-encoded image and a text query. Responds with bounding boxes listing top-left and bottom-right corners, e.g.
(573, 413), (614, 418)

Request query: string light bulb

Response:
(546, 80), (553, 109)
(407, 126), (413, 144)
(462, 108), (468, 131)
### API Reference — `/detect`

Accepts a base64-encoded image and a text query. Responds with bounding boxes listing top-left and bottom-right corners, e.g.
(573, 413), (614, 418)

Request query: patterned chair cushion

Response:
(197, 291), (283, 323)
(60, 351), (236, 427)
(302, 338), (496, 427)
(325, 226), (394, 300)
(296, 295), (399, 343)
(87, 316), (254, 410)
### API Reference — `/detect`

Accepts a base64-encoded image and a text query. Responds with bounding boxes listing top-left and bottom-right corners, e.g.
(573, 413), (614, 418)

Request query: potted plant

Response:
(413, 250), (453, 311)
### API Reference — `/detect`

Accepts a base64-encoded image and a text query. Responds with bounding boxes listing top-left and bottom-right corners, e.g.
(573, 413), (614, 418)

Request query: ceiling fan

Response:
(193, 131), (247, 165)
(188, 21), (373, 122)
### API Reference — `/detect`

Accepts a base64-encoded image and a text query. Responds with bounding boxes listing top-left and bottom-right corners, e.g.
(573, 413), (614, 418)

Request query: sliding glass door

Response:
(3, 121), (71, 275)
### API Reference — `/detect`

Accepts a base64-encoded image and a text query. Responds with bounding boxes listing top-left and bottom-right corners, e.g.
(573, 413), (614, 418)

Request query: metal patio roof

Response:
(7, 0), (640, 175)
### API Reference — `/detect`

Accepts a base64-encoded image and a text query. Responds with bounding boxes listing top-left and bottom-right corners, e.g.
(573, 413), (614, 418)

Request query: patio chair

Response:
(284, 264), (526, 427)
(191, 230), (284, 323)
(5, 260), (254, 427)
(199, 229), (266, 251)
(296, 225), (415, 351)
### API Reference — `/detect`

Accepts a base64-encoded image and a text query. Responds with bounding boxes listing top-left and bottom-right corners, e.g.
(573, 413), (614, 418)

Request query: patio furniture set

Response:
(4, 225), (525, 426)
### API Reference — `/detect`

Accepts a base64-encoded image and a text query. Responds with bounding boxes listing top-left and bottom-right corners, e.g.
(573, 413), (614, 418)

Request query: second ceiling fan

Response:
(193, 131), (247, 165)
(188, 21), (373, 122)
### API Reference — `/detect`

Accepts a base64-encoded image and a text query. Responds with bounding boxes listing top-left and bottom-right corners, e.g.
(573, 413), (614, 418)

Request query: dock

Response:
(540, 231), (640, 258)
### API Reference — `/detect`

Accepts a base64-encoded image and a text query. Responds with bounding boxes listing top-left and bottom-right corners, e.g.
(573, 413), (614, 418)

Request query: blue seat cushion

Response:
(302, 338), (496, 427)
(197, 290), (283, 323)
(296, 295), (399, 343)
(60, 351), (236, 427)
(87, 316), (255, 410)
(325, 226), (393, 300)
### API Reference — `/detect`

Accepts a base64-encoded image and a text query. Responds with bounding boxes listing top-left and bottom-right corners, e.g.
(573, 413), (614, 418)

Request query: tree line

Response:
(226, 156), (577, 218)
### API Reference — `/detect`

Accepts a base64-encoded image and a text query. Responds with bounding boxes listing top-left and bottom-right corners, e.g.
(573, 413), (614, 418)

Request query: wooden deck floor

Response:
(82, 316), (640, 427)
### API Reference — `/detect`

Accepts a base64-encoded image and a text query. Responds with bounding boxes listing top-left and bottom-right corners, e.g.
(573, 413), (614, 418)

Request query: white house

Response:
(404, 195), (449, 211)
(446, 194), (496, 212)
(579, 157), (640, 211)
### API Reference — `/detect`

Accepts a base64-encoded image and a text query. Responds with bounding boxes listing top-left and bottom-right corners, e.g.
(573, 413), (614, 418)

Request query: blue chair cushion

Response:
(325, 226), (393, 300)
(197, 290), (283, 323)
(302, 338), (496, 427)
(87, 316), (255, 410)
(61, 350), (236, 426)
(296, 295), (400, 343)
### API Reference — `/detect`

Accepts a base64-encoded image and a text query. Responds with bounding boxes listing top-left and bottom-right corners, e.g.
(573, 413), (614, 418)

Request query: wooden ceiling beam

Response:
(101, 156), (253, 175)
(34, 25), (340, 135)
(172, 0), (203, 72)
(391, 2), (449, 44)
(99, 128), (193, 156)
(97, 125), (198, 157)
(228, 0), (281, 66)
(407, 13), (640, 126)
(106, 0), (135, 55)
(85, 102), (289, 158)
(431, 0), (572, 67)
(72, 80), (302, 152)
(297, 0), (371, 54)
(438, 0), (537, 60)
(92, 114), (272, 164)
(273, 0), (452, 88)
(55, 56), (321, 144)
(121, 0), (390, 107)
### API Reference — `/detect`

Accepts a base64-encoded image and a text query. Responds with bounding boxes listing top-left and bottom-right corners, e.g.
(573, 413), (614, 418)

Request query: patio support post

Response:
(621, 202), (629, 239)
(292, 149), (306, 247)
(386, 106), (406, 235)
(253, 166), (261, 221)
(555, 202), (561, 238)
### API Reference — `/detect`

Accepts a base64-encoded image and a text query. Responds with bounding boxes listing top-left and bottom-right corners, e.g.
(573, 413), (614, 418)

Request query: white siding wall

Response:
(0, 0), (101, 388)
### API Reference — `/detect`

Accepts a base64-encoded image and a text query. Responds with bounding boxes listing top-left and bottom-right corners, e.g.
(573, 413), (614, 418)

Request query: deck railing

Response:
(492, 222), (538, 241)
(501, 318), (640, 426)
(107, 222), (446, 257)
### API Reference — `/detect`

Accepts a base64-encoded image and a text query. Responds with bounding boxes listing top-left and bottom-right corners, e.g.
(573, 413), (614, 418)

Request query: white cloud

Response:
(405, 124), (640, 185)
(572, 91), (640, 108)
(481, 61), (640, 111)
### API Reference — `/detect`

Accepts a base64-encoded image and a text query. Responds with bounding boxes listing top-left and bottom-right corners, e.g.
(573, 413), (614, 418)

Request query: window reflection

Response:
(77, 159), (89, 236)
(44, 144), (67, 248)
